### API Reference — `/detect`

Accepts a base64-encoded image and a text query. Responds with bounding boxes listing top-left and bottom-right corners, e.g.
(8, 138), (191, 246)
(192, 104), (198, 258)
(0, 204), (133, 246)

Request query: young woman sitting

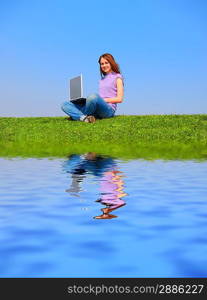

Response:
(61, 53), (124, 123)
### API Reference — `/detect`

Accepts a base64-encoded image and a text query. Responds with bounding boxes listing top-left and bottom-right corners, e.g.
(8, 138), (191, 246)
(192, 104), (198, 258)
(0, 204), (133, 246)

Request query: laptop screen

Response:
(70, 75), (82, 100)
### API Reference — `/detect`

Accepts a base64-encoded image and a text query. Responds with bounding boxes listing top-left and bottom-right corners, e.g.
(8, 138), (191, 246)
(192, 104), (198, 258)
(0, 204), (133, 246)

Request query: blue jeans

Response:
(61, 93), (115, 121)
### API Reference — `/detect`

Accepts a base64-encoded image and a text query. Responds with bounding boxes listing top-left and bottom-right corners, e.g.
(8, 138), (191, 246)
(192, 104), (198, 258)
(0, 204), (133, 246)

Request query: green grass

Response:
(0, 115), (207, 160)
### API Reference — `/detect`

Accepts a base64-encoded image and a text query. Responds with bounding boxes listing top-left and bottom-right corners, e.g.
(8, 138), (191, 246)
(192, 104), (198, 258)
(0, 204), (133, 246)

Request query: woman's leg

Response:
(61, 101), (86, 121)
(83, 94), (115, 119)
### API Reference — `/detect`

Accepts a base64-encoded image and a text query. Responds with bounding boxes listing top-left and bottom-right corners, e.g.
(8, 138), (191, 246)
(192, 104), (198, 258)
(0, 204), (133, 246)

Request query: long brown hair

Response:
(98, 53), (121, 78)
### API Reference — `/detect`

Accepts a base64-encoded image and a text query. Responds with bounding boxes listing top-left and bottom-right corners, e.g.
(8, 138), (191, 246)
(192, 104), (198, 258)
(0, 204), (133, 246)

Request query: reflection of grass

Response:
(0, 115), (207, 160)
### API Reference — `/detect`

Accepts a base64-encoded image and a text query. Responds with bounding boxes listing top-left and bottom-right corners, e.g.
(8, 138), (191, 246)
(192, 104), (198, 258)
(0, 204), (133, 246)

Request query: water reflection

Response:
(95, 170), (127, 219)
(62, 152), (127, 219)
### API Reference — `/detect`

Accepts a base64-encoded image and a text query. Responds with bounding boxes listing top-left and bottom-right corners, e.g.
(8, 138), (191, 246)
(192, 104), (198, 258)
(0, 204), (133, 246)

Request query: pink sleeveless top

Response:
(98, 72), (123, 111)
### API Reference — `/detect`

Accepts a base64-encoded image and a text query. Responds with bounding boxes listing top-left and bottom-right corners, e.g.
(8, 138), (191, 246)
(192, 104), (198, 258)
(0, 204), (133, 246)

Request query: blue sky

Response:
(1, 0), (207, 116)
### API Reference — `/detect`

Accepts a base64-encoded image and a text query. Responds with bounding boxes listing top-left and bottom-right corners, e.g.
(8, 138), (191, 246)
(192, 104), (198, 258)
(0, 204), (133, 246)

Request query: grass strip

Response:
(0, 115), (207, 160)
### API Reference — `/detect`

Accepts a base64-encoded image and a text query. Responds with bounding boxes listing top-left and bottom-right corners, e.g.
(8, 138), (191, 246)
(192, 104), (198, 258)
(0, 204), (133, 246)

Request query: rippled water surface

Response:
(0, 154), (207, 277)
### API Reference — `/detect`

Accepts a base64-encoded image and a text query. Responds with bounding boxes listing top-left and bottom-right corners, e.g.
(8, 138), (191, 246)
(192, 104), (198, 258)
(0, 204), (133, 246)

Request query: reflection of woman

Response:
(94, 170), (127, 219)
(61, 53), (124, 123)
(63, 153), (127, 219)
(63, 153), (116, 195)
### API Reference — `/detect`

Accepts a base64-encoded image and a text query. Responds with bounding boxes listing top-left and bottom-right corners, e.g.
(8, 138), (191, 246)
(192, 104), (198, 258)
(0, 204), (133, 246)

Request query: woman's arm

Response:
(104, 78), (124, 103)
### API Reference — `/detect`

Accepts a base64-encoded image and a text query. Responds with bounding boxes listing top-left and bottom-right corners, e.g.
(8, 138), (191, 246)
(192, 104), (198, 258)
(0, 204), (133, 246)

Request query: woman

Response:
(61, 53), (124, 123)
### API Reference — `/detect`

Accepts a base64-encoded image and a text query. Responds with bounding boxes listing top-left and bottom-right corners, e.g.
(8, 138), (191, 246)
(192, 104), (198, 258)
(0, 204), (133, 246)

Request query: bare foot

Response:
(84, 115), (96, 123)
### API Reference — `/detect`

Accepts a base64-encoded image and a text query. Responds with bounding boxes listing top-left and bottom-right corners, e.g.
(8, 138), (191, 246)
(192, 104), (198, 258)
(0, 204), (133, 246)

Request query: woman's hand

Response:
(103, 98), (111, 103)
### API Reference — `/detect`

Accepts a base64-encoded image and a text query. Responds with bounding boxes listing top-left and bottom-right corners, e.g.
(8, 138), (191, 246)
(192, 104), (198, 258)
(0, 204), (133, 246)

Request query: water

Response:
(0, 154), (207, 277)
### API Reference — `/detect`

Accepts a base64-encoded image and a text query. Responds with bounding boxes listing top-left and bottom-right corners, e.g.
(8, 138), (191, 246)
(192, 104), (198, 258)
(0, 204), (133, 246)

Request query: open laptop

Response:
(69, 74), (86, 104)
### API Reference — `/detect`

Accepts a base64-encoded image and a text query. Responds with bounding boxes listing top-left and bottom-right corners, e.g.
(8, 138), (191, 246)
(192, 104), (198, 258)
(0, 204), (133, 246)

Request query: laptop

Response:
(69, 74), (86, 104)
